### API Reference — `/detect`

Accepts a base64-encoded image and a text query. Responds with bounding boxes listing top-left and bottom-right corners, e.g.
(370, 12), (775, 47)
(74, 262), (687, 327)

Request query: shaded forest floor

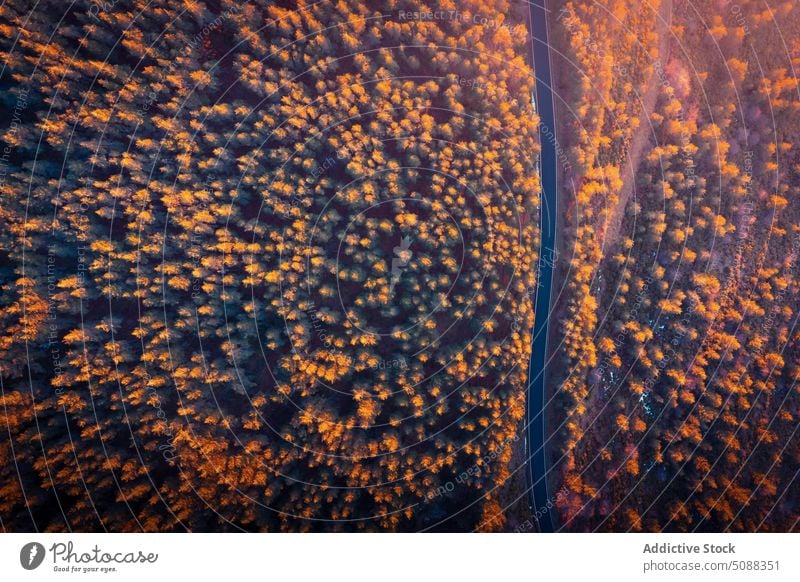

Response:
(601, 0), (674, 249)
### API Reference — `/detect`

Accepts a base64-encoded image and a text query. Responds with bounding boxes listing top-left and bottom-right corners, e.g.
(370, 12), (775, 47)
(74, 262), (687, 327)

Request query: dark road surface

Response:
(526, 0), (558, 534)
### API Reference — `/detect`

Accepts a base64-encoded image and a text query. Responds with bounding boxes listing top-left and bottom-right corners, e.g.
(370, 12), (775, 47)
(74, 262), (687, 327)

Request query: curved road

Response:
(525, 0), (558, 534)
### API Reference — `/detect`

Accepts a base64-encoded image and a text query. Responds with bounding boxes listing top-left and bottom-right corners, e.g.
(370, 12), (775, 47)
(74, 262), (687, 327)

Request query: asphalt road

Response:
(526, 0), (558, 534)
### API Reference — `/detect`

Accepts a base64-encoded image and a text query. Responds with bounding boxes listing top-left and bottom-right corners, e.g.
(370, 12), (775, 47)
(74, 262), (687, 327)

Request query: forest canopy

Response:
(0, 0), (539, 531)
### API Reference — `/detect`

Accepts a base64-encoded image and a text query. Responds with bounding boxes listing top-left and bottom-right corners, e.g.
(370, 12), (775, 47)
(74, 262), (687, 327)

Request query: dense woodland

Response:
(550, 0), (799, 531)
(1, 0), (797, 533)
(0, 0), (540, 531)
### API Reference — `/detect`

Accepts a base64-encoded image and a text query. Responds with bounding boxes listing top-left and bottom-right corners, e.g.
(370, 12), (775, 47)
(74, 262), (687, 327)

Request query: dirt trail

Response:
(601, 0), (674, 249)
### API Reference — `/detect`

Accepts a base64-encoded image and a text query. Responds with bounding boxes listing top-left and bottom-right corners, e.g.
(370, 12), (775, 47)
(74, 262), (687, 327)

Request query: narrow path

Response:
(602, 0), (674, 247)
(526, 0), (557, 534)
